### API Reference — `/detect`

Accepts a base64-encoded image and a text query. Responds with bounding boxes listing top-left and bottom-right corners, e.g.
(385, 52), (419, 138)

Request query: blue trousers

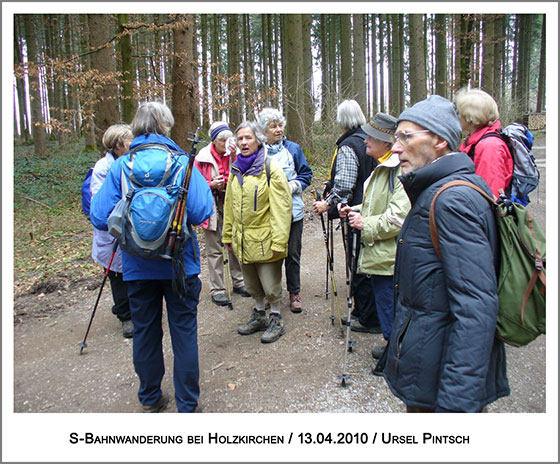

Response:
(127, 276), (201, 413)
(354, 274), (394, 340)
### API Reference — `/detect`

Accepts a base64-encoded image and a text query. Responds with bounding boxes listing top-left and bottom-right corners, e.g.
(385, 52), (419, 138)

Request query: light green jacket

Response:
(356, 152), (411, 275)
(222, 155), (292, 264)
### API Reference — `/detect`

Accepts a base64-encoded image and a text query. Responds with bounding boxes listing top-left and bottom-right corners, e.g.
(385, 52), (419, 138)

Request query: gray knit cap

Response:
(397, 95), (462, 151)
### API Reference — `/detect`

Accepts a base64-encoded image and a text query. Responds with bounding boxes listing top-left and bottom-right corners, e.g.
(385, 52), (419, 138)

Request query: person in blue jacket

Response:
(90, 101), (214, 413)
(257, 108), (313, 313)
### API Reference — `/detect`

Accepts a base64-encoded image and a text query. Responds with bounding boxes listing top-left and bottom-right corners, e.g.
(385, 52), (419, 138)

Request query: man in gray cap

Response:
(378, 95), (510, 412)
(339, 112), (410, 361)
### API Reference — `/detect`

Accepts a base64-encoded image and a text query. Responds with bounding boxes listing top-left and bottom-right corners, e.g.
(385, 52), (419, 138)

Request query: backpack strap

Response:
(265, 155), (271, 186)
(429, 180), (496, 261)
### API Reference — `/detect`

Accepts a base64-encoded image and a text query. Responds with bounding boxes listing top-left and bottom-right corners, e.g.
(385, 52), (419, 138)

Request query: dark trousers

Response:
(361, 275), (394, 340)
(127, 276), (201, 413)
(352, 273), (381, 328)
(285, 219), (304, 295)
(107, 270), (130, 322)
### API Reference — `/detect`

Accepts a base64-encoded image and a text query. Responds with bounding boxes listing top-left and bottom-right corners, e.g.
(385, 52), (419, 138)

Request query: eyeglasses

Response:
(391, 129), (431, 145)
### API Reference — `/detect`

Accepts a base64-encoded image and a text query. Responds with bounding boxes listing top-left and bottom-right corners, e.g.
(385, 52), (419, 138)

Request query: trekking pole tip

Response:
(79, 342), (87, 355)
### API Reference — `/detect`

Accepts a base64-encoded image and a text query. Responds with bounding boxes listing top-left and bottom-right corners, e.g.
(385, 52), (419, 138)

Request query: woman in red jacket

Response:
(455, 88), (513, 198)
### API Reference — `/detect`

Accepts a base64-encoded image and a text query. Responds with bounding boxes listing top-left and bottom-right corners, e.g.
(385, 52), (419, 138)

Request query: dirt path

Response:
(12, 210), (546, 415)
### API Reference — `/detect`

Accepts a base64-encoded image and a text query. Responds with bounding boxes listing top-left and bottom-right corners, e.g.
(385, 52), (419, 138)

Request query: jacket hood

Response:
(398, 152), (475, 205)
(130, 133), (185, 154)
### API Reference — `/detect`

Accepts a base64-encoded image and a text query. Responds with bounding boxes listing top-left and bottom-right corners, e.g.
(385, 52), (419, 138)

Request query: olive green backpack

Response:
(430, 180), (546, 347)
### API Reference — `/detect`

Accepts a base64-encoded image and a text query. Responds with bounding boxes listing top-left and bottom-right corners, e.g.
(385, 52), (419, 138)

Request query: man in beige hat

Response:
(339, 113), (410, 361)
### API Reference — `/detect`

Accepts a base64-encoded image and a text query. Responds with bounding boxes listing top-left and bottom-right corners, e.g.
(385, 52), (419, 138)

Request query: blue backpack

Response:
(81, 168), (93, 218)
(107, 143), (190, 260)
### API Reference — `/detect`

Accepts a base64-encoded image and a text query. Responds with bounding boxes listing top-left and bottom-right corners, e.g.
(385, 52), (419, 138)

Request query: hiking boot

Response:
(212, 293), (232, 307)
(143, 393), (169, 413)
(261, 314), (285, 343)
(237, 309), (268, 335)
(371, 362), (384, 377)
(350, 320), (382, 334)
(122, 319), (134, 338)
(371, 345), (387, 360)
(289, 293), (302, 313)
(233, 285), (251, 298)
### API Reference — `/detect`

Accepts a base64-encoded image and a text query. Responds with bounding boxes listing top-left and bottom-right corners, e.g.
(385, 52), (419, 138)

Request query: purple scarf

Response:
(235, 149), (260, 174)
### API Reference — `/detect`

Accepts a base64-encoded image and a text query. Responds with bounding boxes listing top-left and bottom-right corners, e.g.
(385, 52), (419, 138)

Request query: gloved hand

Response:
(288, 180), (302, 195)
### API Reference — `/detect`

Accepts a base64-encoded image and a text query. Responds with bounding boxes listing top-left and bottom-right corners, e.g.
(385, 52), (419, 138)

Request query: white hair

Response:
(235, 121), (267, 146)
(257, 108), (286, 132)
(336, 100), (366, 131)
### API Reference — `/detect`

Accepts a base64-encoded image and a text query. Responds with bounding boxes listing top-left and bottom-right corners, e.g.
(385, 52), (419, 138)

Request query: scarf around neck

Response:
(235, 149), (260, 174)
(266, 138), (285, 156)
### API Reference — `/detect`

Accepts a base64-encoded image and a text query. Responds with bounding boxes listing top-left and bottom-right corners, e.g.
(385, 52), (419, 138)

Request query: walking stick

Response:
(339, 206), (357, 387)
(214, 196), (233, 310)
(161, 128), (203, 260)
(315, 191), (342, 330)
(79, 240), (118, 355)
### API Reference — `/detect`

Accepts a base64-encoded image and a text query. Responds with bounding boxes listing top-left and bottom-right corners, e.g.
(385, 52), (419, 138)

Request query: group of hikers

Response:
(88, 87), (519, 413)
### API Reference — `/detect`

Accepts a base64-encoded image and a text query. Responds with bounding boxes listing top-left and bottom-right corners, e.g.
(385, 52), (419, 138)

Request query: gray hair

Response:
(337, 99), (366, 131)
(102, 124), (133, 153)
(209, 120), (233, 141)
(257, 107), (286, 132)
(130, 101), (174, 136)
(235, 121), (266, 146)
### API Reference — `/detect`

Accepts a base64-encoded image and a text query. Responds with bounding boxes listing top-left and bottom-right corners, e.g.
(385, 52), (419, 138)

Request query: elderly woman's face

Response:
(265, 120), (284, 145)
(236, 127), (259, 157)
(213, 136), (227, 155)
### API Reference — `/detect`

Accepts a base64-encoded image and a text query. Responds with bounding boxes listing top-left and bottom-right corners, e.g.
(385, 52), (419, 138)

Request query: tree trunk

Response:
(398, 15), (405, 111)
(211, 15), (221, 121)
(409, 14), (427, 104)
(171, 15), (197, 149)
(302, 13), (315, 139)
(200, 14), (211, 128)
(379, 15), (386, 113)
(493, 15), (506, 102)
(320, 14), (329, 122)
(340, 15), (353, 98)
(227, 14), (242, 126)
(481, 15), (495, 95)
(536, 15), (546, 113)
(369, 15), (378, 116)
(23, 14), (47, 156)
(389, 14), (401, 115)
(118, 14), (135, 124)
(88, 14), (120, 151)
(516, 14), (533, 114)
(352, 14), (367, 111)
(434, 14), (448, 98)
(14, 16), (29, 140)
(283, 14), (306, 146)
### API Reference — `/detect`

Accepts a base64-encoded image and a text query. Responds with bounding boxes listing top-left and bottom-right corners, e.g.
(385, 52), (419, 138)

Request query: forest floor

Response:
(11, 135), (547, 416)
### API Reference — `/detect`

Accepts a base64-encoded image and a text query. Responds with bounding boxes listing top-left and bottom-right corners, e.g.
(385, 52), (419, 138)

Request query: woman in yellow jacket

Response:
(222, 121), (292, 343)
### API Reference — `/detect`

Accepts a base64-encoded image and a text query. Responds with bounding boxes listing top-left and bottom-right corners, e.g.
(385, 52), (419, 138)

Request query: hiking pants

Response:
(241, 260), (283, 306)
(127, 276), (201, 413)
(203, 225), (244, 296)
(284, 219), (303, 295)
(107, 270), (131, 322)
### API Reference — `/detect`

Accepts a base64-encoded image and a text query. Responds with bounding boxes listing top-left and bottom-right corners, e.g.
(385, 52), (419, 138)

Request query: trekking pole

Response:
(214, 196), (233, 310)
(339, 206), (357, 387)
(79, 240), (118, 355)
(161, 128), (203, 260)
(315, 190), (342, 330)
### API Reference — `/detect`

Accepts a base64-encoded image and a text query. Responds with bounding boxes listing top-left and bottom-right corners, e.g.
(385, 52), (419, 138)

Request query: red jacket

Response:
(460, 121), (513, 198)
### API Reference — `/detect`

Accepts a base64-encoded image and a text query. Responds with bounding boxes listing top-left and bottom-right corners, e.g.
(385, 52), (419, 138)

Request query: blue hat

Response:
(210, 124), (231, 142)
(397, 95), (462, 151)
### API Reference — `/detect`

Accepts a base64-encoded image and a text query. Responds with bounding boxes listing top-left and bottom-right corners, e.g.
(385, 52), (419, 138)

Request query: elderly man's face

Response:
(391, 121), (438, 174)
(365, 136), (390, 160)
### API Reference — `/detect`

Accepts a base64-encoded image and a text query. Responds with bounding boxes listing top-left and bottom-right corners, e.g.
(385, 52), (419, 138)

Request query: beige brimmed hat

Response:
(361, 113), (398, 143)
